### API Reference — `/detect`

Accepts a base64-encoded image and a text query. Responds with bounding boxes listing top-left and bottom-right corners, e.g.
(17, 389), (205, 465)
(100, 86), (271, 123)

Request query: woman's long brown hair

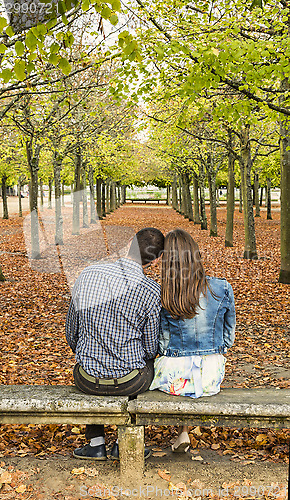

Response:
(161, 229), (209, 319)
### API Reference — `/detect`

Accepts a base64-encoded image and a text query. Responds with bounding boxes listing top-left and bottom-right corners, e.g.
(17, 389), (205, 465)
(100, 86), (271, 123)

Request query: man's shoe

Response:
(110, 442), (151, 460)
(73, 443), (107, 460)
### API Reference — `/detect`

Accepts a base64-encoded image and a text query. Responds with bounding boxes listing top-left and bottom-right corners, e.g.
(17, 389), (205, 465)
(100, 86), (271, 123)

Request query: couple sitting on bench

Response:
(66, 227), (236, 460)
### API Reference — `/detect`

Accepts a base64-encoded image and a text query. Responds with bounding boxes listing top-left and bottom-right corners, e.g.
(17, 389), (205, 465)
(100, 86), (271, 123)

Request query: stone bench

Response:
(0, 386), (289, 487)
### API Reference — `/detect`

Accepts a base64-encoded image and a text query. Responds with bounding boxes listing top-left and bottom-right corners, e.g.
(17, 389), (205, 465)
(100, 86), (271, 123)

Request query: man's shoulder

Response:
(142, 275), (161, 297)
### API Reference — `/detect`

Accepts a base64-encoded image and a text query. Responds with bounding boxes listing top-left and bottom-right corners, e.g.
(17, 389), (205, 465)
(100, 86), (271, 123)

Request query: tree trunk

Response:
(0, 266), (5, 282)
(199, 163), (207, 230)
(266, 178), (272, 220)
(1, 175), (8, 219)
(182, 172), (193, 221)
(53, 152), (63, 245)
(225, 151), (235, 247)
(26, 141), (41, 259)
(240, 126), (258, 259)
(239, 182), (243, 213)
(279, 79), (290, 283)
(172, 176), (178, 211)
(39, 178), (44, 210)
(106, 179), (111, 213)
(259, 186), (264, 206)
(48, 178), (53, 209)
(96, 178), (103, 219)
(216, 188), (220, 207)
(82, 164), (89, 228)
(110, 181), (116, 212)
(88, 167), (97, 224)
(72, 144), (81, 235)
(101, 182), (106, 217)
(62, 181), (65, 207)
(18, 178), (22, 218)
(254, 172), (260, 217)
(192, 173), (200, 224)
(121, 185), (126, 204)
(117, 184), (121, 208)
(166, 185), (170, 205)
(207, 169), (218, 237)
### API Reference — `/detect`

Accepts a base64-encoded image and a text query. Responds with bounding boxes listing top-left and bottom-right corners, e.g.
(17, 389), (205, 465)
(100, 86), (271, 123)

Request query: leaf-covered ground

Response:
(0, 203), (289, 499)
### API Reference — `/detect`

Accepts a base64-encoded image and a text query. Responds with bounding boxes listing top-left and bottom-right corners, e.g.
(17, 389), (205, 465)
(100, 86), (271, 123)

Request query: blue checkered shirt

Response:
(66, 258), (161, 378)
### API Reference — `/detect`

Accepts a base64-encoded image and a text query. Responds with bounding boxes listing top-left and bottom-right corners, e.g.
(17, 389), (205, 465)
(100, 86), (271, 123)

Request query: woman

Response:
(150, 229), (236, 452)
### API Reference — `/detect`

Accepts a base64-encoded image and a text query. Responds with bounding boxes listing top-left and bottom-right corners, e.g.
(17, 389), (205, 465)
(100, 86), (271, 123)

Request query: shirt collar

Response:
(118, 257), (144, 274)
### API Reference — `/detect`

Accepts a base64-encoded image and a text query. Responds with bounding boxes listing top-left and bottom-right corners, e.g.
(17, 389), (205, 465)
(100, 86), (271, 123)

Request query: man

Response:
(66, 227), (164, 460)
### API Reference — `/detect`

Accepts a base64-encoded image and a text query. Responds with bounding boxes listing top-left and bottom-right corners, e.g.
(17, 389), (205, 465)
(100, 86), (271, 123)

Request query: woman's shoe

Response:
(171, 432), (190, 453)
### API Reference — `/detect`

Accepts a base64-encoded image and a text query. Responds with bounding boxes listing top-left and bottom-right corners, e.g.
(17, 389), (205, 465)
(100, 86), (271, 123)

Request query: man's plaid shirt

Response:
(66, 257), (161, 379)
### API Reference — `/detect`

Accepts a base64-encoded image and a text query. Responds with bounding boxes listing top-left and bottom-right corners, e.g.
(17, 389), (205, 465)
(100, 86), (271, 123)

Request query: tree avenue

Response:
(0, 0), (288, 283)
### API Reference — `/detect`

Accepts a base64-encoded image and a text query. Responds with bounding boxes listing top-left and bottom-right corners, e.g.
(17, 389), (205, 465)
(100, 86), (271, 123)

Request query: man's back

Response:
(66, 257), (161, 378)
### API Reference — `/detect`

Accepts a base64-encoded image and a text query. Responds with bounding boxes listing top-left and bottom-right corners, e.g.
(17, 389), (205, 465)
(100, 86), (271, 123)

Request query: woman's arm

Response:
(223, 283), (236, 348)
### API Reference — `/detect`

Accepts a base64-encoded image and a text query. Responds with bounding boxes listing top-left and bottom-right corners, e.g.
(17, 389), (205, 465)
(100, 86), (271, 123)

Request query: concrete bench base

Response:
(0, 386), (289, 486)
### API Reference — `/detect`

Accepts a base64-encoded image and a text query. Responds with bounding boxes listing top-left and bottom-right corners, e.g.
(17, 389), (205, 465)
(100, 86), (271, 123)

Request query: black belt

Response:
(79, 365), (140, 385)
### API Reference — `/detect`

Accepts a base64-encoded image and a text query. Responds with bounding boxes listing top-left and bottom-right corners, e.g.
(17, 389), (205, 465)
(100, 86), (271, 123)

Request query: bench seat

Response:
(0, 385), (130, 425)
(129, 389), (290, 429)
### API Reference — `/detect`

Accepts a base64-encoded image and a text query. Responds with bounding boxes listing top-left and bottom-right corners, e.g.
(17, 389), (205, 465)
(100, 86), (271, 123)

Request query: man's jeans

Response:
(73, 360), (154, 439)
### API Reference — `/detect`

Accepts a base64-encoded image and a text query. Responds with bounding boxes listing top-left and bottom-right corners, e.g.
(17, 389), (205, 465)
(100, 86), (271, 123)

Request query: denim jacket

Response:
(158, 277), (236, 357)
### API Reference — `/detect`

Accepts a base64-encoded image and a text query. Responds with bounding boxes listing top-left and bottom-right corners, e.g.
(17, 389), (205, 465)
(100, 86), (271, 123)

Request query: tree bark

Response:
(121, 185), (126, 204)
(199, 163), (207, 230)
(96, 178), (103, 219)
(240, 125), (258, 259)
(106, 179), (111, 213)
(18, 178), (22, 218)
(26, 140), (41, 258)
(88, 167), (97, 224)
(192, 173), (200, 224)
(82, 163), (89, 228)
(62, 181), (65, 207)
(225, 150), (235, 247)
(39, 178), (44, 210)
(239, 182), (243, 213)
(53, 152), (64, 245)
(110, 181), (116, 212)
(254, 172), (260, 217)
(182, 172), (193, 221)
(0, 266), (5, 281)
(72, 143), (81, 235)
(117, 184), (121, 208)
(1, 175), (8, 219)
(101, 182), (106, 217)
(266, 178), (272, 220)
(48, 178), (53, 209)
(166, 185), (170, 205)
(259, 186), (264, 206)
(172, 175), (178, 211)
(279, 79), (290, 283)
(206, 163), (218, 237)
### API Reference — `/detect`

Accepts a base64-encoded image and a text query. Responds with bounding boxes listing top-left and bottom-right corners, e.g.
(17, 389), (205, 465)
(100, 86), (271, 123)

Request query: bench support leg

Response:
(118, 425), (144, 486)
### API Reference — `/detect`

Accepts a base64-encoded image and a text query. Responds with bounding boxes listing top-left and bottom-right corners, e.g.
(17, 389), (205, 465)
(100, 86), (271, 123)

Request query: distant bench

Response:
(0, 386), (289, 487)
(126, 198), (167, 204)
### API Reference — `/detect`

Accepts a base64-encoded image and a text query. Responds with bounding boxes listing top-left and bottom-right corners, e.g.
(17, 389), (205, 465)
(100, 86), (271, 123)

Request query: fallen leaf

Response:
(15, 484), (26, 493)
(71, 467), (85, 475)
(158, 469), (171, 481)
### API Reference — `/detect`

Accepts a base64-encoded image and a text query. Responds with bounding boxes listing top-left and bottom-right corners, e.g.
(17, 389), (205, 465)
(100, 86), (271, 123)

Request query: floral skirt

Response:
(149, 353), (226, 398)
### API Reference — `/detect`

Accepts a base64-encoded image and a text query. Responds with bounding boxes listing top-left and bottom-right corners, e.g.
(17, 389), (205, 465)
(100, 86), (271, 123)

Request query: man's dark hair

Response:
(128, 228), (164, 266)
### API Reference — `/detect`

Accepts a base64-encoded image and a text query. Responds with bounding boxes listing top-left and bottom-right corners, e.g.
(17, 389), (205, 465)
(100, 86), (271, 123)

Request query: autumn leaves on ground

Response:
(0, 203), (289, 497)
